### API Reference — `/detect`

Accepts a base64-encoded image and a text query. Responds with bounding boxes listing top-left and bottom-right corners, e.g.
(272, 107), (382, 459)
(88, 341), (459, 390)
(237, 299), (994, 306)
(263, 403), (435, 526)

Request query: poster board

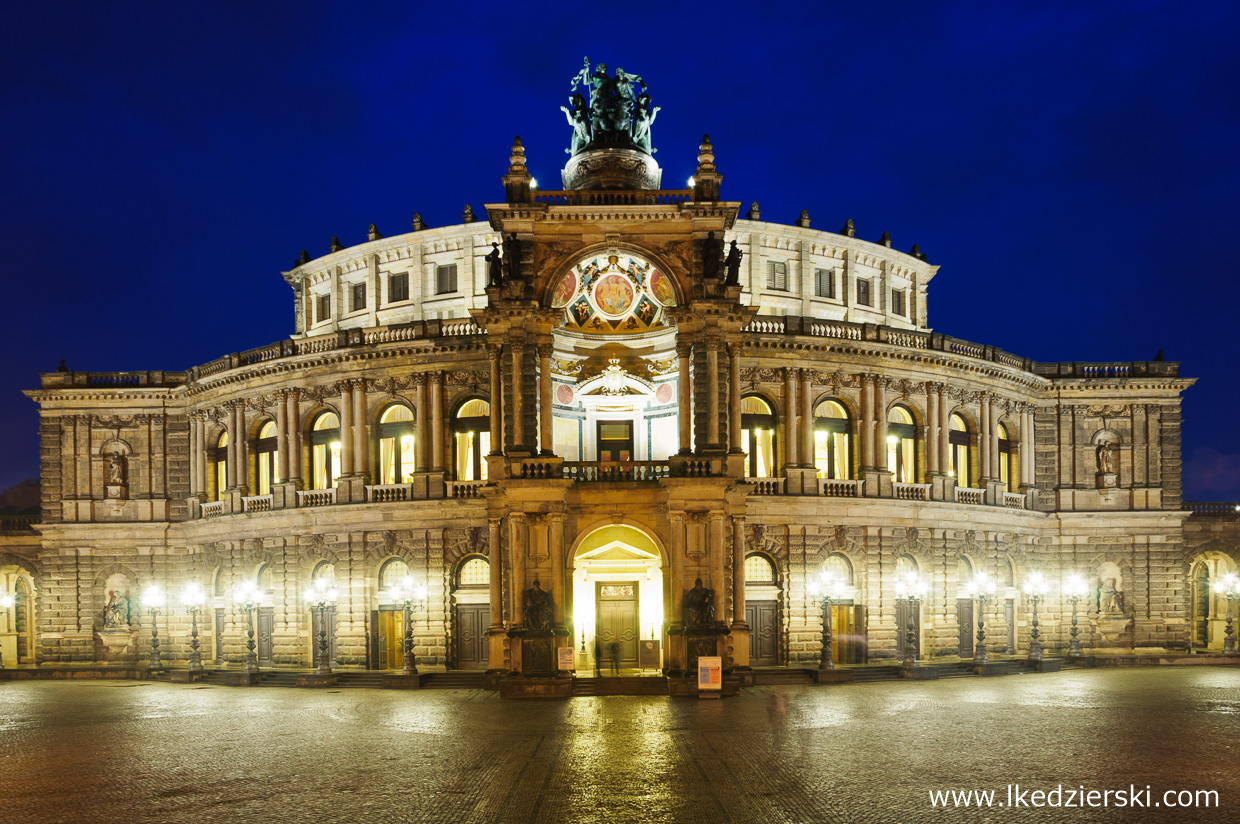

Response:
(697, 655), (722, 691)
(557, 646), (575, 673)
(638, 639), (661, 671)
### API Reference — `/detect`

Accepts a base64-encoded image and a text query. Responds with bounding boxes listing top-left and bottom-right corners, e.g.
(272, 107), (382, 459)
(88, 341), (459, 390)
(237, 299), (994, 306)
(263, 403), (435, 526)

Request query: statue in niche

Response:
(502, 234), (522, 282)
(104, 590), (130, 628)
(485, 242), (503, 287)
(1095, 441), (1115, 475)
(724, 240), (743, 286)
(1098, 577), (1125, 615)
(702, 231), (723, 280)
(107, 451), (126, 486)
(684, 578), (715, 628)
(523, 580), (553, 632)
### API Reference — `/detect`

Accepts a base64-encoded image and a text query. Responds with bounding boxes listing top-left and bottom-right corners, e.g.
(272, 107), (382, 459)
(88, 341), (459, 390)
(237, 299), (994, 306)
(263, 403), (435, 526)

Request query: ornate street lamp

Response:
(807, 571), (846, 671)
(385, 575), (426, 676)
(141, 584), (166, 670)
(894, 573), (928, 667)
(305, 579), (340, 675)
(1023, 571), (1048, 662)
(1063, 573), (1089, 659)
(180, 582), (206, 674)
(233, 579), (262, 673)
(1212, 572), (1240, 656)
(0, 592), (13, 670)
(966, 570), (997, 666)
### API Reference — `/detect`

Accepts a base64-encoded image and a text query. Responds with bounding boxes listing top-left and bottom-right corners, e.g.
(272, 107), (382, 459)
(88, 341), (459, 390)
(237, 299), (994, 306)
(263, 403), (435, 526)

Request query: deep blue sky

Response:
(2, 1), (1237, 499)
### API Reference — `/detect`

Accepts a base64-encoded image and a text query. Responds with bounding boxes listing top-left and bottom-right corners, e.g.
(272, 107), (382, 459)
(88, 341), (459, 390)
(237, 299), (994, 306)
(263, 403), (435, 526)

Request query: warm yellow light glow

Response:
(1064, 573), (1089, 598)
(180, 582), (205, 608)
(141, 584), (166, 611)
(1024, 571), (1048, 597)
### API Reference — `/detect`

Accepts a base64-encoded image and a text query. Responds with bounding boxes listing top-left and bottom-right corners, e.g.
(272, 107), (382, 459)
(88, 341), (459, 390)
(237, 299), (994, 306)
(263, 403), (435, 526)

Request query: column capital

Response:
(411, 372), (428, 388)
(487, 343), (504, 361)
(429, 370), (444, 386)
(676, 341), (693, 359)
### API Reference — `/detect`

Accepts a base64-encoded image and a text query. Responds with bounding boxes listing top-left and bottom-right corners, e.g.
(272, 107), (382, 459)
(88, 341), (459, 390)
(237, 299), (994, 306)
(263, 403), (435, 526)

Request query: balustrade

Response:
(749, 478), (784, 495)
(297, 489), (336, 507)
(366, 484), (411, 503)
(200, 500), (225, 518)
(1003, 492), (1027, 510)
(893, 482), (931, 501)
(820, 478), (863, 497)
(447, 481), (483, 498)
(561, 461), (671, 482)
(954, 486), (984, 506)
(241, 494), (273, 513)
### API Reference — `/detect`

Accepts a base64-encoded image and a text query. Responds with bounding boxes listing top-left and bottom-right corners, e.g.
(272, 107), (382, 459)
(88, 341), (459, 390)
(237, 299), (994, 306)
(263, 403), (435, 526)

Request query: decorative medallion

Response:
(555, 384), (574, 405)
(647, 268), (676, 306)
(593, 273), (636, 317)
(550, 270), (577, 308)
(655, 383), (674, 404)
(551, 252), (670, 334)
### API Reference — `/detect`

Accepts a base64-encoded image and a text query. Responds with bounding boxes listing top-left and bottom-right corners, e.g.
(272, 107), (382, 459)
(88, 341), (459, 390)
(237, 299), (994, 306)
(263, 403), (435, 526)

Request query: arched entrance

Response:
(1189, 551), (1238, 651)
(0, 562), (36, 665)
(571, 524), (664, 674)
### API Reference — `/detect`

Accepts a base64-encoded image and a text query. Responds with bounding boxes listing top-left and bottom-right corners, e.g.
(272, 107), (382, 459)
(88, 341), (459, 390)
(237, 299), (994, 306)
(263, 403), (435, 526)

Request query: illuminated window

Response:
(388, 272), (409, 303)
(310, 412), (342, 490)
(209, 431), (229, 501)
(452, 399), (491, 481)
(895, 554), (918, 578)
(376, 404), (416, 484)
(824, 553), (853, 586)
(886, 405), (917, 483)
(458, 557), (490, 588)
(255, 421), (279, 495)
(313, 562), (335, 587)
(257, 564), (273, 595)
(813, 399), (852, 479)
(744, 554), (776, 584)
(949, 413), (973, 488)
(379, 558), (409, 590)
(998, 423), (1016, 492)
(740, 395), (776, 478)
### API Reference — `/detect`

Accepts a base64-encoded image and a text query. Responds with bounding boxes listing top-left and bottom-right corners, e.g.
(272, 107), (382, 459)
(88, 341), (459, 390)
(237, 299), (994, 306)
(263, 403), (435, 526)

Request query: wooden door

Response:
(214, 608), (226, 664)
(895, 599), (920, 659)
(257, 607), (276, 667)
(376, 609), (404, 670)
(456, 604), (489, 670)
(746, 600), (778, 665)
(597, 420), (633, 462)
(310, 606), (337, 668)
(1193, 566), (1210, 647)
(830, 604), (863, 664)
(596, 582), (638, 669)
(957, 599), (974, 658)
(1004, 599), (1015, 653)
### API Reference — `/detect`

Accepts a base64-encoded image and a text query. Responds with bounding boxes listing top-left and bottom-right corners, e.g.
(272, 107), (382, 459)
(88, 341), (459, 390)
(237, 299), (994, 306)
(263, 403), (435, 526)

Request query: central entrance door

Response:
(597, 420), (633, 461)
(746, 601), (778, 665)
(596, 581), (639, 671)
(456, 604), (489, 670)
(375, 608), (404, 670)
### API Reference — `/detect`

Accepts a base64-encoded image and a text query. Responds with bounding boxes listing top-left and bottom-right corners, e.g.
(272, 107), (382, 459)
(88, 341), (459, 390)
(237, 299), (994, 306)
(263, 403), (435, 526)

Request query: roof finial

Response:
(796, 209), (811, 228)
(840, 219), (855, 238)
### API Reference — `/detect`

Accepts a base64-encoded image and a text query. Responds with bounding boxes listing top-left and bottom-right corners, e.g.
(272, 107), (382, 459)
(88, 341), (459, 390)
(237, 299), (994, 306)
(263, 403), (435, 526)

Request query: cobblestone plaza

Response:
(3, 668), (1237, 823)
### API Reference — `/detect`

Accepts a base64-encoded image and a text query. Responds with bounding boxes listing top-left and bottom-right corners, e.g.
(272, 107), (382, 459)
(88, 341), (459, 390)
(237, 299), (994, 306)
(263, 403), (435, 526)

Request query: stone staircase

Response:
(571, 675), (669, 696)
(752, 667), (817, 686)
(420, 672), (485, 690)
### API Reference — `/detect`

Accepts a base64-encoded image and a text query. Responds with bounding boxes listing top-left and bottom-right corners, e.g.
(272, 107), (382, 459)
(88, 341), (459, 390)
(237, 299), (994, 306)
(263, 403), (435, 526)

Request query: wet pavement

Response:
(2, 667), (1238, 823)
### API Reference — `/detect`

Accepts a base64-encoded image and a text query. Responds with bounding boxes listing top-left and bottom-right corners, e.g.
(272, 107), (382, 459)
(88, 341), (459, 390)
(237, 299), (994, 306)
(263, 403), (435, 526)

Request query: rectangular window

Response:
(856, 278), (872, 307)
(891, 288), (905, 316)
(351, 283), (367, 312)
(814, 267), (835, 299)
(436, 263), (458, 295)
(766, 261), (788, 291)
(388, 272), (408, 303)
(317, 294), (331, 322)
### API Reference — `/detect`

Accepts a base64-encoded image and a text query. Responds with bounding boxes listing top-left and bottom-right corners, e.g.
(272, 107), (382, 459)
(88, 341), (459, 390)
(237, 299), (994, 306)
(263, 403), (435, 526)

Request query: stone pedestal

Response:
(104, 483), (127, 500)
(1095, 471), (1118, 489)
(683, 626), (730, 674)
(974, 662), (1009, 677)
(335, 475), (367, 504)
(96, 629), (138, 664)
(1029, 658), (1063, 672)
(272, 481), (299, 510)
(513, 631), (554, 677)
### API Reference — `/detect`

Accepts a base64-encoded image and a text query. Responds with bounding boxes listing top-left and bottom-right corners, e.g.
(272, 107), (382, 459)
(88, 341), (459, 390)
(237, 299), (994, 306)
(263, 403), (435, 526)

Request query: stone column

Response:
(549, 513), (565, 626)
(783, 367), (797, 470)
(669, 513), (685, 624)
(710, 511), (725, 622)
(538, 344), (553, 455)
(990, 401), (1002, 480)
(414, 373), (429, 471)
(727, 343), (742, 453)
(189, 415), (200, 496)
(1021, 406), (1036, 486)
(732, 516), (746, 625)
(510, 343), (525, 452)
(233, 403), (248, 491)
(873, 378), (887, 470)
(510, 514), (526, 626)
(488, 345), (503, 453)
(926, 383), (940, 475)
(978, 393), (991, 483)
(430, 372), (445, 471)
(338, 382), (353, 478)
(488, 518), (503, 628)
(275, 393), (289, 483)
(676, 341), (692, 454)
(859, 376), (873, 470)
(800, 370), (813, 467)
(287, 390), (302, 483)
(938, 389), (950, 477)
(352, 381), (368, 477)
(706, 338), (721, 447)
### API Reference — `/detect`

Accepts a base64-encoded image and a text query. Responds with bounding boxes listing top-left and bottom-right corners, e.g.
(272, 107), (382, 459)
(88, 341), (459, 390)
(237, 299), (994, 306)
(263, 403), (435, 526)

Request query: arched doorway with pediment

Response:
(570, 523), (666, 675)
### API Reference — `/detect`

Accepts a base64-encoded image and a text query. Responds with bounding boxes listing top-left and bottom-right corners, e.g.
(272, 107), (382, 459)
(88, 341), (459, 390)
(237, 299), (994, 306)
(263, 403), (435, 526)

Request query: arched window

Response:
(895, 554), (919, 578)
(209, 431), (229, 501)
(310, 412), (342, 490)
(458, 557), (490, 588)
(948, 413), (973, 488)
(255, 421), (279, 495)
(377, 404), (416, 484)
(257, 564), (273, 595)
(823, 553), (853, 587)
(312, 561), (336, 587)
(212, 567), (225, 597)
(741, 395), (776, 478)
(379, 558), (410, 590)
(956, 557), (973, 595)
(744, 554), (776, 584)
(886, 406), (917, 483)
(452, 399), (490, 481)
(813, 400), (852, 479)
(997, 423), (1015, 492)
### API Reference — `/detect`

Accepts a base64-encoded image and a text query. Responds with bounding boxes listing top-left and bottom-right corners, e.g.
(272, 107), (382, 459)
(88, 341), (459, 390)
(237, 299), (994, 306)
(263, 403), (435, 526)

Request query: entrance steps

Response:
(421, 672), (484, 690)
(752, 667), (816, 686)
(572, 675), (669, 696)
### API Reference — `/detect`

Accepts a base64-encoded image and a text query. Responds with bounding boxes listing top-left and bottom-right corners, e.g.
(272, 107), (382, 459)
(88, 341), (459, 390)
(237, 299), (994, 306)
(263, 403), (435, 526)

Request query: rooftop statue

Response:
(565, 57), (657, 156)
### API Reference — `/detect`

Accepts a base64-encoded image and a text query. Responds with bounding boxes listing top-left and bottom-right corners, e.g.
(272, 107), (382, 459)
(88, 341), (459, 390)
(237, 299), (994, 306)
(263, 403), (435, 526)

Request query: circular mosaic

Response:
(593, 273), (636, 317)
(549, 253), (672, 334)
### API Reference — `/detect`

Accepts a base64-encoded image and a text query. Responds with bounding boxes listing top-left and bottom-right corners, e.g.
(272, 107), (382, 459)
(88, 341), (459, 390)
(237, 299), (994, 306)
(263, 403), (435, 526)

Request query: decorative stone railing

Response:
(39, 370), (188, 389)
(954, 486), (984, 506)
(749, 478), (784, 495)
(366, 484), (412, 503)
(447, 481), (484, 498)
(297, 489), (336, 507)
(1003, 492), (1027, 510)
(200, 500), (225, 518)
(562, 461), (671, 482)
(532, 189), (693, 207)
(1184, 502), (1240, 515)
(820, 479), (863, 497)
(241, 494), (273, 513)
(809, 322), (863, 341)
(0, 515), (39, 531)
(894, 482), (931, 501)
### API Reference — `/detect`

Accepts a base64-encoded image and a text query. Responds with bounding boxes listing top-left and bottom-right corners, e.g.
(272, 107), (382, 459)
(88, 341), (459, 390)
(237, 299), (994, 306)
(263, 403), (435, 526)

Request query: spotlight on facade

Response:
(1212, 572), (1240, 655)
(141, 584), (166, 670)
(966, 571), (997, 666)
(180, 582), (206, 674)
(1063, 573), (1089, 659)
(304, 579), (340, 675)
(1022, 571), (1048, 662)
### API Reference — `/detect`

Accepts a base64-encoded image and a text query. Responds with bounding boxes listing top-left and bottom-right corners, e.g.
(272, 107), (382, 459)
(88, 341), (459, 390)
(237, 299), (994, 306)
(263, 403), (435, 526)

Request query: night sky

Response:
(2, 2), (1237, 500)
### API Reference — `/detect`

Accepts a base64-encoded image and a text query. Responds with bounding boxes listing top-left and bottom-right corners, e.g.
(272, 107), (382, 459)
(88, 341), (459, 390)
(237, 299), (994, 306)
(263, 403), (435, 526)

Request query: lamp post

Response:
(1213, 572), (1240, 656)
(894, 573), (927, 667)
(141, 584), (166, 670)
(180, 582), (206, 674)
(807, 572), (846, 671)
(305, 579), (340, 675)
(966, 571), (997, 666)
(1023, 571), (1048, 662)
(1063, 573), (1088, 659)
(386, 575), (425, 676)
(233, 580), (261, 673)
(0, 592), (13, 669)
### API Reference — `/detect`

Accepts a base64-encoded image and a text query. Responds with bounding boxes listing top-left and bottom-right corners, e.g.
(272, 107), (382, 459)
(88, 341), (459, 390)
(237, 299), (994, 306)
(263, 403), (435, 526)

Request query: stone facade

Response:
(1, 127), (1229, 683)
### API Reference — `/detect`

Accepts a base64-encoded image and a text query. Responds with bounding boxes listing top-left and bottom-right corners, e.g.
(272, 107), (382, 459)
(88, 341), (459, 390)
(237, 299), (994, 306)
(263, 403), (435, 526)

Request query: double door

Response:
(746, 601), (778, 665)
(596, 582), (638, 669)
(597, 420), (633, 462)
